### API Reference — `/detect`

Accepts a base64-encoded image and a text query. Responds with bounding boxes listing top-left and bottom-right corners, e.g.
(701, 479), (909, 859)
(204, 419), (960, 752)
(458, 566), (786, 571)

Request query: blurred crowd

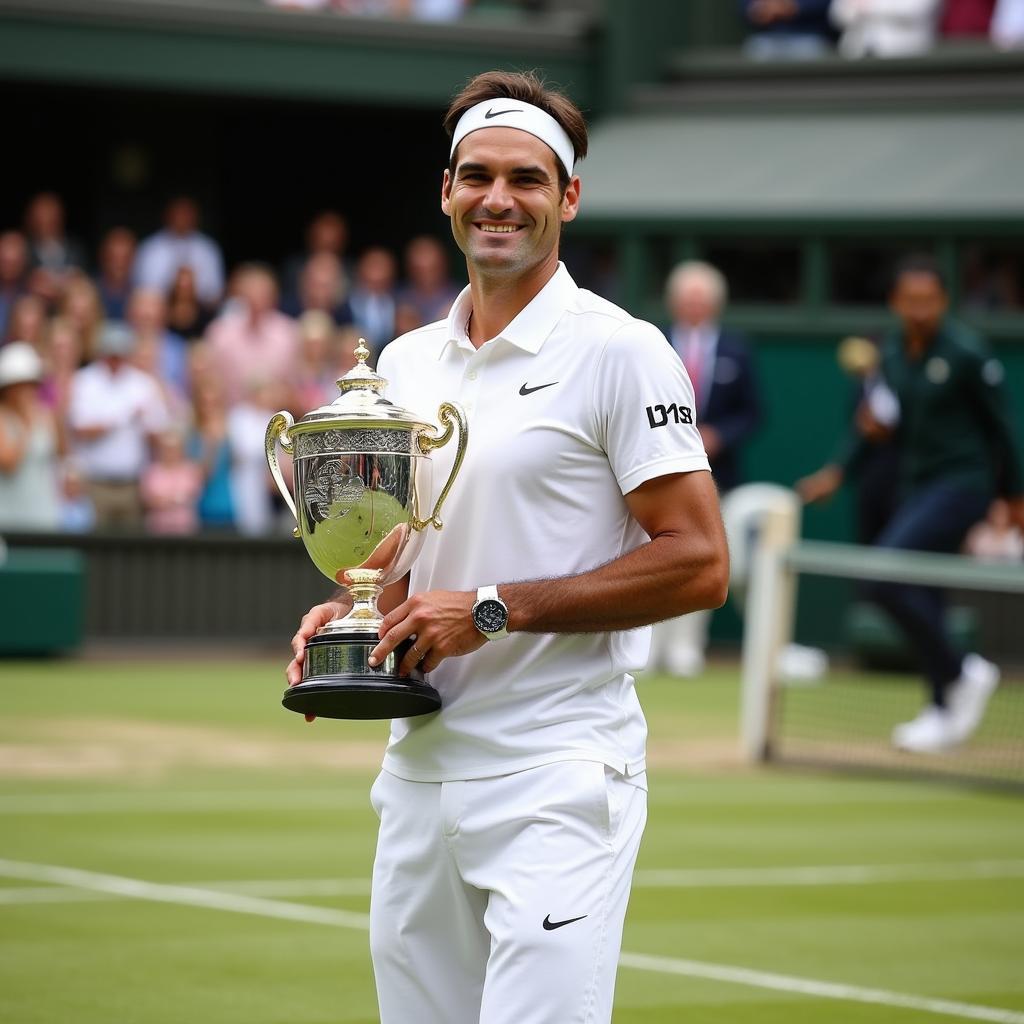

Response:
(739, 0), (1024, 58)
(0, 193), (462, 537)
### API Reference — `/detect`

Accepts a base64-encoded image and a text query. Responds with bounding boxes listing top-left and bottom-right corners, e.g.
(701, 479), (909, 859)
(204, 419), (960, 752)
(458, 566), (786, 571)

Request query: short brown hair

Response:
(444, 70), (588, 192)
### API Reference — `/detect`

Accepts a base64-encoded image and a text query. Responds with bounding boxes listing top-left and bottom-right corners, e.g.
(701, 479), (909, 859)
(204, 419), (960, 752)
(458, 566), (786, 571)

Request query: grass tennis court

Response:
(1, 658), (1022, 1024)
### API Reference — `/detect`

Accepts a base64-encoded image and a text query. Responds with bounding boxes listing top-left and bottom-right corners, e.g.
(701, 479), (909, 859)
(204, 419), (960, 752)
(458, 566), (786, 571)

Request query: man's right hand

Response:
(287, 601), (346, 720)
(796, 464), (844, 505)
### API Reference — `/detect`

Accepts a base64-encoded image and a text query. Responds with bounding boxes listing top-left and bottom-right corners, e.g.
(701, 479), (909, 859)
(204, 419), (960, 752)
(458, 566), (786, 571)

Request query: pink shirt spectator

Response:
(140, 460), (204, 535)
(206, 307), (300, 407)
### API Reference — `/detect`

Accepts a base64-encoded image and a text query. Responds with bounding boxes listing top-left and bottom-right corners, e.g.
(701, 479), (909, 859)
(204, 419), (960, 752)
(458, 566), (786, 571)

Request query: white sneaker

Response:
(946, 654), (1000, 743)
(892, 705), (956, 753)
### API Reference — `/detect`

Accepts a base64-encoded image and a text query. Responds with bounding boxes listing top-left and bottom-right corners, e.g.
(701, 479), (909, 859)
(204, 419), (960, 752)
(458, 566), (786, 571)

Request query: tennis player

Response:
(287, 69), (729, 1024)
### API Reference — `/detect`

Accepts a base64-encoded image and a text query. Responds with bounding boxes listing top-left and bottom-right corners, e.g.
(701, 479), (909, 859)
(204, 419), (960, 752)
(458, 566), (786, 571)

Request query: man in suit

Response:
(652, 260), (763, 675)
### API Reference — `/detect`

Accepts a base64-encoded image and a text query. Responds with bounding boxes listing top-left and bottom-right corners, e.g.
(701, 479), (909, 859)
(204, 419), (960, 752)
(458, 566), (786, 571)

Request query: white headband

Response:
(449, 99), (576, 178)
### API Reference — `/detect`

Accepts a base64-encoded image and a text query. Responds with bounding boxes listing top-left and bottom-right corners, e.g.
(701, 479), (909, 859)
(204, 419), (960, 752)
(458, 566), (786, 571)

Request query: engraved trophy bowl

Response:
(265, 340), (468, 720)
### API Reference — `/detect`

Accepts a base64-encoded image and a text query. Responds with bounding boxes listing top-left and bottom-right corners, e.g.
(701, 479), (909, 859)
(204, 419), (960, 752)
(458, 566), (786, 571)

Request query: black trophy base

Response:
(283, 631), (441, 720)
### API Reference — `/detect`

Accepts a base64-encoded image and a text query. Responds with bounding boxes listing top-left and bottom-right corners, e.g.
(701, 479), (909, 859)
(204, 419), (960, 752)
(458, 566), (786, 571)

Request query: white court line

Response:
(618, 952), (1024, 1024)
(632, 860), (1024, 888)
(0, 791), (371, 815)
(3, 860), (1023, 906)
(1, 858), (1022, 1024)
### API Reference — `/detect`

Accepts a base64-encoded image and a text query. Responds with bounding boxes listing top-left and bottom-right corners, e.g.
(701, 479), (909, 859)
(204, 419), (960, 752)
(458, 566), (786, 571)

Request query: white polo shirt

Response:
(376, 264), (710, 783)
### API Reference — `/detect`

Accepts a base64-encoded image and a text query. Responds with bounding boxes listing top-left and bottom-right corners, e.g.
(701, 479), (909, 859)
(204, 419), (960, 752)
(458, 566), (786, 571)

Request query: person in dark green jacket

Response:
(799, 255), (1024, 753)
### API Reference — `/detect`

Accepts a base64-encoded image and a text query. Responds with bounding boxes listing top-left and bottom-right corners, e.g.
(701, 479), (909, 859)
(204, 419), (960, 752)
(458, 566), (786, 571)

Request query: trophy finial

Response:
(355, 338), (370, 365)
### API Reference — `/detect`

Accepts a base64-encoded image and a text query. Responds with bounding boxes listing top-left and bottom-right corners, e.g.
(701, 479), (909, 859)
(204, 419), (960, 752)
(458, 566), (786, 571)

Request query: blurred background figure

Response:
(831, 0), (943, 58)
(187, 374), (236, 532)
(3, 294), (47, 348)
(38, 316), (82, 456)
(284, 251), (353, 326)
(738, 0), (834, 59)
(140, 428), (204, 535)
(94, 227), (137, 321)
(282, 209), (351, 303)
(965, 498), (1024, 561)
(205, 263), (299, 408)
(651, 259), (763, 677)
(799, 255), (1024, 753)
(126, 287), (190, 408)
(58, 273), (104, 363)
(134, 196), (225, 309)
(349, 246), (398, 355)
(227, 377), (285, 536)
(22, 192), (85, 306)
(0, 341), (60, 532)
(294, 311), (340, 412)
(398, 235), (460, 326)
(67, 322), (170, 531)
(992, 0), (1024, 46)
(57, 461), (95, 533)
(0, 230), (29, 337)
(166, 266), (213, 342)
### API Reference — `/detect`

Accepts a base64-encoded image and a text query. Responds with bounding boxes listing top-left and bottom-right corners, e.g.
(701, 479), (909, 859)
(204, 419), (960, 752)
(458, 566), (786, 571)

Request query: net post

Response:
(740, 502), (799, 762)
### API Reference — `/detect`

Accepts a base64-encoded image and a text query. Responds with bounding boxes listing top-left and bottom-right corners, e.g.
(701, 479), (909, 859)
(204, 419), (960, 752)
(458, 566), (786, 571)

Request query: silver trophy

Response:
(266, 341), (468, 720)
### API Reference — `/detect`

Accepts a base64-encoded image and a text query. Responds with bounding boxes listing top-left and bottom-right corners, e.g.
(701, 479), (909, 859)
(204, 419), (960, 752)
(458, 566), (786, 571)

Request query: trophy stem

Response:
(320, 568), (383, 636)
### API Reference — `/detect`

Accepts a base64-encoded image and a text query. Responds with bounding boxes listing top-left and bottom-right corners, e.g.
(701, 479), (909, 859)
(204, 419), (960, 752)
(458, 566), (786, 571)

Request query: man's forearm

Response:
(503, 533), (727, 636)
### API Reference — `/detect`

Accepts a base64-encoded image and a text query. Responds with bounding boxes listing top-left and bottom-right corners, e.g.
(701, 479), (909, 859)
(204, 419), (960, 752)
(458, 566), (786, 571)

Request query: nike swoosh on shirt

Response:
(542, 914), (588, 931)
(519, 382), (558, 396)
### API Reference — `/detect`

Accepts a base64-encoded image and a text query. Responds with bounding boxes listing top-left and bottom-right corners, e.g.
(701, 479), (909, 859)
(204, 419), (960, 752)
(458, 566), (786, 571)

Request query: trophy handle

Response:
(265, 411), (300, 538)
(415, 401), (468, 530)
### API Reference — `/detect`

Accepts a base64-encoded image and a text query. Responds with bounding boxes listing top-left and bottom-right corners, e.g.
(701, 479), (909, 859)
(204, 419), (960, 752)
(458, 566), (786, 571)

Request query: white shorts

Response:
(368, 760), (647, 1024)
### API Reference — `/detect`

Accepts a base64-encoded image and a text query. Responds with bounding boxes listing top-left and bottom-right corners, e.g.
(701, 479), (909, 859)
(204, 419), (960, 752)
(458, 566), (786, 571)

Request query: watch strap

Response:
(474, 584), (509, 640)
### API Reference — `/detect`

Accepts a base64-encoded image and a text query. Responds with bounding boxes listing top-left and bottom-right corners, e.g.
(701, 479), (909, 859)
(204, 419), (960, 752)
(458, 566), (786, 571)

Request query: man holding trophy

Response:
(283, 71), (729, 1024)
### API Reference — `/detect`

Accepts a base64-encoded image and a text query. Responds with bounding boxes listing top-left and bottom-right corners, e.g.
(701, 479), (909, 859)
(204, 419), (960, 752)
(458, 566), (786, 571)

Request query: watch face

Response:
(474, 599), (507, 634)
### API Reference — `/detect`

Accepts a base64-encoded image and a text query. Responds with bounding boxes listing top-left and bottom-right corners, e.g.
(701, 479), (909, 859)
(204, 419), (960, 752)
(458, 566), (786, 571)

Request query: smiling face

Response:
(441, 127), (579, 282)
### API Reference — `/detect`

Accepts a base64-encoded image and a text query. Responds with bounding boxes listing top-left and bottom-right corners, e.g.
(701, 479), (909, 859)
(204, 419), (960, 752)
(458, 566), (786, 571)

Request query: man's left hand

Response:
(369, 590), (487, 678)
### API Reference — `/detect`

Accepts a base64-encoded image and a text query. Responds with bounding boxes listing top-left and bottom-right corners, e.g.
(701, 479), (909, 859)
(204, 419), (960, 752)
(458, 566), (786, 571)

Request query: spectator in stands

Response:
(140, 428), (204, 535)
(39, 316), (80, 455)
(67, 321), (170, 530)
(398, 235), (460, 326)
(23, 192), (86, 306)
(187, 375), (235, 530)
(798, 255), (1024, 753)
(58, 461), (95, 533)
(830, 0), (942, 58)
(206, 263), (300, 408)
(965, 498), (1024, 562)
(349, 246), (398, 354)
(738, 0), (834, 59)
(3, 294), (46, 348)
(0, 230), (29, 338)
(95, 227), (137, 321)
(651, 260), (763, 676)
(126, 287), (190, 403)
(0, 341), (61, 532)
(134, 196), (225, 308)
(227, 377), (284, 535)
(166, 265), (213, 342)
(992, 0), (1024, 47)
(58, 273), (104, 363)
(282, 209), (351, 302)
(294, 310), (340, 413)
(284, 251), (353, 326)
(940, 0), (995, 37)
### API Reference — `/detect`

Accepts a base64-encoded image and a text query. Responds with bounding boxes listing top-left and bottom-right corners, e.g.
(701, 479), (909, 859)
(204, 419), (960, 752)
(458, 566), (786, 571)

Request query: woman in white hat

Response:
(0, 341), (61, 531)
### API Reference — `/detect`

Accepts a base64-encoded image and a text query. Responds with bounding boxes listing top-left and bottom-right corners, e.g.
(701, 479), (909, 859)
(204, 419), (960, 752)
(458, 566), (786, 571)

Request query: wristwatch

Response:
(472, 585), (509, 640)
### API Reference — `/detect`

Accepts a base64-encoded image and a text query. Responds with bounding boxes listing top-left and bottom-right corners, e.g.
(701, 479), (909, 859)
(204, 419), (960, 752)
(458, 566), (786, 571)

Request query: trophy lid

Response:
(286, 339), (434, 435)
